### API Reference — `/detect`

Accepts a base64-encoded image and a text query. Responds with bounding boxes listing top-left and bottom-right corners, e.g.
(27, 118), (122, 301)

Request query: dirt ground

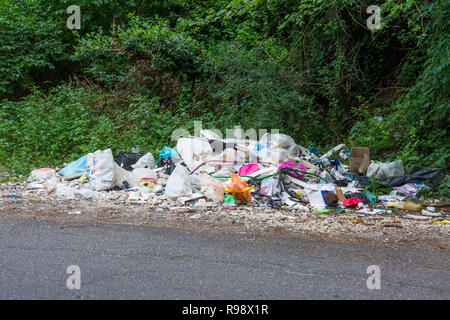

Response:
(1, 183), (449, 252)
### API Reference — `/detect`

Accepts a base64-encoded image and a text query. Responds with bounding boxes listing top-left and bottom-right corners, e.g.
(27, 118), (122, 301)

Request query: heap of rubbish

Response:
(19, 130), (449, 221)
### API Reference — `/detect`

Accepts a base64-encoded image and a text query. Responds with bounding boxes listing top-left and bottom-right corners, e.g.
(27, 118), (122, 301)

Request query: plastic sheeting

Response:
(366, 160), (404, 180)
(357, 165), (445, 188)
(58, 155), (88, 177)
(115, 151), (145, 171)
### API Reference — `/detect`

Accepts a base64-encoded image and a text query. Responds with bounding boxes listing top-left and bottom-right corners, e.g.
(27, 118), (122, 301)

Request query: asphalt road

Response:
(0, 217), (449, 299)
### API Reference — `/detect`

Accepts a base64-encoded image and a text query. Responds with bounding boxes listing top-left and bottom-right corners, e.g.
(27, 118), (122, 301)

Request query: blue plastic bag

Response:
(307, 147), (321, 157)
(58, 155), (88, 176)
(329, 158), (340, 170)
(254, 144), (265, 152)
(157, 146), (180, 164)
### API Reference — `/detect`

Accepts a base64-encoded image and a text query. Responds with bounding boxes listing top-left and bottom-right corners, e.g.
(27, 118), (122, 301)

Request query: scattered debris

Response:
(434, 220), (450, 225)
(2, 132), (448, 238)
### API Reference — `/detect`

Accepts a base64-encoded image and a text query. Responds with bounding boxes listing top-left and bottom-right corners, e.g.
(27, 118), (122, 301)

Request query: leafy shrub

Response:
(1, 0), (449, 174)
(201, 41), (320, 143)
(1, 86), (105, 172)
(0, 85), (207, 174)
(0, 0), (68, 99)
(75, 16), (203, 84)
(349, 0), (450, 169)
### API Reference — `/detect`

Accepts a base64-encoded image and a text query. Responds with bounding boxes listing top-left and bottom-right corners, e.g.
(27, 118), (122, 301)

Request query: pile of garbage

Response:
(20, 130), (449, 222)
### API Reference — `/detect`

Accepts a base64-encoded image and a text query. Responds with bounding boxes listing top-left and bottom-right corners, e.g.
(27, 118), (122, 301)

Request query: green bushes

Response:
(201, 41), (320, 142)
(1, 86), (103, 172)
(1, 0), (449, 174)
(0, 85), (211, 174)
(75, 16), (203, 84)
(0, 0), (69, 99)
(349, 0), (450, 169)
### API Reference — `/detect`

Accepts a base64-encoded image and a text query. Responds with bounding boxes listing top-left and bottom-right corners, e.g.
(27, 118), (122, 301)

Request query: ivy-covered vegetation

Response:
(1, 0), (448, 174)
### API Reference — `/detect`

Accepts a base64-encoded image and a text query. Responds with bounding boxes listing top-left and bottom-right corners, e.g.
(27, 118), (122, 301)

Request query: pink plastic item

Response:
(343, 197), (363, 207)
(238, 163), (260, 176)
(278, 158), (307, 178)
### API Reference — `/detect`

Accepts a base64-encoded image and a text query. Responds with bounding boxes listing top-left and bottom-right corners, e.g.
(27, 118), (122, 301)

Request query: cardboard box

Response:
(349, 147), (370, 175)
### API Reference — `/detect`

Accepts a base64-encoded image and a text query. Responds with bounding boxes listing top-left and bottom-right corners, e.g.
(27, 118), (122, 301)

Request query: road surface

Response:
(0, 217), (448, 299)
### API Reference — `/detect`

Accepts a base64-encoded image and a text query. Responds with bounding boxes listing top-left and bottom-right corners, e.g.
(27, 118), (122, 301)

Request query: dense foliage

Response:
(0, 0), (448, 174)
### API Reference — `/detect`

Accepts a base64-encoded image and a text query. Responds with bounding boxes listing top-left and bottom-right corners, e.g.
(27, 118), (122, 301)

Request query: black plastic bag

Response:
(344, 191), (369, 204)
(356, 165), (445, 188)
(384, 165), (445, 188)
(158, 157), (176, 175)
(114, 151), (145, 171)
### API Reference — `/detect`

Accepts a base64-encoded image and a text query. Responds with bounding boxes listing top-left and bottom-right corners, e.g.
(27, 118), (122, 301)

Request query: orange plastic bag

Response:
(225, 173), (252, 203)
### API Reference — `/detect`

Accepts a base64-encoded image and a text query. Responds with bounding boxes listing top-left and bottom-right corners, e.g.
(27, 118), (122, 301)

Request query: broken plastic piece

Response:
(238, 163), (260, 176)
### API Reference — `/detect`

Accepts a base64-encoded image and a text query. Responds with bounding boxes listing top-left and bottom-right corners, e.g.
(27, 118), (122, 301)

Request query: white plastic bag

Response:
(257, 148), (289, 164)
(260, 178), (278, 196)
(43, 176), (58, 195)
(209, 148), (246, 163)
(86, 149), (116, 191)
(114, 163), (140, 189)
(199, 173), (224, 203)
(28, 168), (56, 181)
(200, 129), (222, 140)
(176, 137), (213, 171)
(55, 185), (76, 199)
(259, 133), (299, 156)
(164, 164), (192, 198)
(131, 152), (156, 169)
(132, 167), (157, 185)
(366, 160), (404, 180)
